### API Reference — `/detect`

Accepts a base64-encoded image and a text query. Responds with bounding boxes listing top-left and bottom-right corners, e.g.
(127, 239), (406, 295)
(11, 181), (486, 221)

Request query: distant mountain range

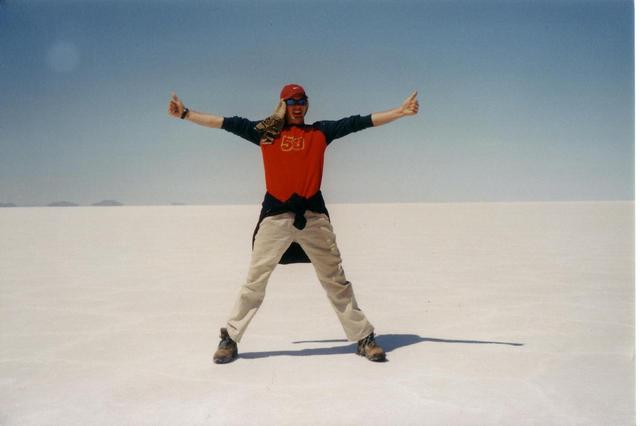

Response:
(43, 200), (125, 207)
(0, 200), (194, 207)
(48, 201), (79, 207)
(91, 200), (123, 206)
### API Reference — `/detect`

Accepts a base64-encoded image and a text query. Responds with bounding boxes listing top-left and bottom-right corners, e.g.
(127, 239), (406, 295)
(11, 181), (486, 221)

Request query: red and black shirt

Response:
(222, 114), (373, 264)
(222, 114), (374, 202)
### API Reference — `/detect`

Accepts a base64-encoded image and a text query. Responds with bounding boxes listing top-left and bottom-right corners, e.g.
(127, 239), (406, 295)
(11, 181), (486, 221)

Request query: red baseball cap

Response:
(280, 83), (307, 100)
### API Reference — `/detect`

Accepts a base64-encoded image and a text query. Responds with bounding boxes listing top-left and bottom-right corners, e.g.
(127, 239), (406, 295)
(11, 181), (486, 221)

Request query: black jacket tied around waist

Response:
(252, 191), (329, 264)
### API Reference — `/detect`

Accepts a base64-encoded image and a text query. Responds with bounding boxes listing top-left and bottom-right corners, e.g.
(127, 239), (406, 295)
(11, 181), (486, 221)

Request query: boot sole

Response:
(213, 350), (238, 364)
(356, 351), (387, 362)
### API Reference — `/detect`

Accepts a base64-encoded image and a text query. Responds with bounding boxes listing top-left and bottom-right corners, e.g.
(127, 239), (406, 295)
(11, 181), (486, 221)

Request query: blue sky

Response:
(0, 0), (634, 205)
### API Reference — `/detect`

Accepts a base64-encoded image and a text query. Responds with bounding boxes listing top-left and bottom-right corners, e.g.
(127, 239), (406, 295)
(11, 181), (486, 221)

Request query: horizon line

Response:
(0, 199), (634, 208)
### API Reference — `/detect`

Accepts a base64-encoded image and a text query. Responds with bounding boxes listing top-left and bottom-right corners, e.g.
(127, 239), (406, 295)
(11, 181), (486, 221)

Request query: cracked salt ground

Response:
(0, 202), (633, 425)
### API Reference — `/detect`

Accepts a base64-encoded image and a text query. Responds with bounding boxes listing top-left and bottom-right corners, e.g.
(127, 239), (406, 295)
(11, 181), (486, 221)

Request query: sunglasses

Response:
(285, 98), (308, 106)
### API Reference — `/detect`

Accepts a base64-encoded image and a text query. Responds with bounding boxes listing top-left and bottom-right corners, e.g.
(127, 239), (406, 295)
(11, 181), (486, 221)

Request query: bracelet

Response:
(180, 107), (190, 119)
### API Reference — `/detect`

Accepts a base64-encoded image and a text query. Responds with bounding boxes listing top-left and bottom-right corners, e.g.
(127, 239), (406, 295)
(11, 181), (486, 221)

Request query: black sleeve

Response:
(221, 116), (261, 146)
(313, 114), (374, 145)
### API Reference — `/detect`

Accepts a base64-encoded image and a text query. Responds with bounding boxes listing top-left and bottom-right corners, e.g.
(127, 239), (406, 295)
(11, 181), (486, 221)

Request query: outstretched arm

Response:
(168, 92), (224, 129)
(371, 91), (420, 127)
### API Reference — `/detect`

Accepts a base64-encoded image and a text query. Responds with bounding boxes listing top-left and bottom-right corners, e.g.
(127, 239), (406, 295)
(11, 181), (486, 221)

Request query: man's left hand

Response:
(400, 91), (420, 116)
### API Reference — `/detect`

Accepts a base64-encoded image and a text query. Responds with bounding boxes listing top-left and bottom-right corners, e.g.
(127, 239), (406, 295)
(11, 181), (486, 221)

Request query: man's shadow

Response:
(239, 334), (524, 359)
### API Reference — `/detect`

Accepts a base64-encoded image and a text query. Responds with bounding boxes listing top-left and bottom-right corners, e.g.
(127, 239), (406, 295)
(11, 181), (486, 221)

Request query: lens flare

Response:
(47, 41), (80, 73)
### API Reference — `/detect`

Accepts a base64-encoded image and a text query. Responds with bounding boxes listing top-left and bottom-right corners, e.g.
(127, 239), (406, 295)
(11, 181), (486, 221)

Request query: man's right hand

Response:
(168, 92), (185, 119)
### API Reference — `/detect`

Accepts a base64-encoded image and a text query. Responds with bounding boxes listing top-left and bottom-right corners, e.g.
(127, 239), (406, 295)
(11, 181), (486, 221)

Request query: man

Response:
(168, 84), (419, 363)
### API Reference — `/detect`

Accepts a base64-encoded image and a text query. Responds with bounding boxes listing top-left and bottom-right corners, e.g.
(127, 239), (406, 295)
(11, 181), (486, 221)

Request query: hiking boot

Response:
(213, 328), (238, 364)
(356, 332), (387, 362)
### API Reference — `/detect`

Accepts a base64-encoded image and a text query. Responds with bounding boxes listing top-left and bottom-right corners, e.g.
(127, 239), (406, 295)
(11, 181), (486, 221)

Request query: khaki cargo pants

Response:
(226, 211), (374, 343)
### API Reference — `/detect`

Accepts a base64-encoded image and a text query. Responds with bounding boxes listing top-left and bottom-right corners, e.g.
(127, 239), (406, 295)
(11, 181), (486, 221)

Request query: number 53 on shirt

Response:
(281, 136), (305, 152)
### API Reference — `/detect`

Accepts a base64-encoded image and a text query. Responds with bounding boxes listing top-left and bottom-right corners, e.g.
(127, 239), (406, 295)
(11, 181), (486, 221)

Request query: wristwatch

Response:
(180, 107), (190, 119)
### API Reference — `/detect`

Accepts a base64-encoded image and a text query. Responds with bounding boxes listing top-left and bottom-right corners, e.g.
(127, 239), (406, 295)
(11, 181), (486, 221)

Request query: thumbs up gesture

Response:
(168, 92), (186, 118)
(400, 91), (419, 116)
